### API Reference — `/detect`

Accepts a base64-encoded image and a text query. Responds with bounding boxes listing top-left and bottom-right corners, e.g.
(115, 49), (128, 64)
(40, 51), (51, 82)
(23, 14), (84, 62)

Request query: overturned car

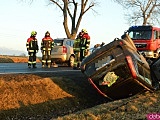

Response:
(80, 34), (160, 100)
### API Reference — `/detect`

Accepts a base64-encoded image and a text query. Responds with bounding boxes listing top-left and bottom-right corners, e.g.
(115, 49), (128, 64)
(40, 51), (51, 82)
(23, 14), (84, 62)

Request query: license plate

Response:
(53, 48), (58, 52)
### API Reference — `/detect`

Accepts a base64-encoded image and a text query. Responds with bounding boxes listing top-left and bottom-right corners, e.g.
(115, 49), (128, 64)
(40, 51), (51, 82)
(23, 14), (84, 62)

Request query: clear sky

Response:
(0, 0), (129, 56)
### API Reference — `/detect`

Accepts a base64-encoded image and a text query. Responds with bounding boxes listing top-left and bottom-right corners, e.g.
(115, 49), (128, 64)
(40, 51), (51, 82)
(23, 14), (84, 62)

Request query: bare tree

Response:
(21, 0), (98, 39)
(113, 0), (160, 25)
(49, 0), (98, 39)
(23, 0), (98, 39)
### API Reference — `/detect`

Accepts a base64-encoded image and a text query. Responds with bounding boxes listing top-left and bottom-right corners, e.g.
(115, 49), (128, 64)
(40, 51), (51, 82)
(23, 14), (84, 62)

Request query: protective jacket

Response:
(79, 33), (90, 50)
(41, 36), (54, 68)
(73, 38), (80, 52)
(26, 36), (39, 68)
(41, 37), (54, 51)
(26, 36), (39, 52)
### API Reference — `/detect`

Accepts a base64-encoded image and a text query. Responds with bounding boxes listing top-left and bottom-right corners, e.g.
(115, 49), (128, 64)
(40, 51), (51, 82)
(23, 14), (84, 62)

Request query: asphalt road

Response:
(0, 63), (78, 74)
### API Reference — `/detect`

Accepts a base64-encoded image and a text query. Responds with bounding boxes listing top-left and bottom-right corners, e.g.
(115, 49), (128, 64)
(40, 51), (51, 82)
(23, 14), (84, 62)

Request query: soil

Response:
(0, 71), (160, 120)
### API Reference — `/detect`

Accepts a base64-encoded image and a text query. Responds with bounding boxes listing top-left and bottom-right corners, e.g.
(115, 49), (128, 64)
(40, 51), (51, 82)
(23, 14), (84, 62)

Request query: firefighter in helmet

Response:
(41, 31), (54, 68)
(26, 31), (39, 68)
(73, 29), (90, 68)
(79, 29), (90, 61)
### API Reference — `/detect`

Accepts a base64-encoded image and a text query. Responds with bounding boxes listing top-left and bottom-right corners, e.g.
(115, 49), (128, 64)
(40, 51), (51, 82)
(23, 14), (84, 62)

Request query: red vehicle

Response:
(126, 25), (160, 59)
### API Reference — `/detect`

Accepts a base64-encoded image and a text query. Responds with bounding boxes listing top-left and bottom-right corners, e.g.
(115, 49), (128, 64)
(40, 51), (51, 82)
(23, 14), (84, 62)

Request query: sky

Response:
(0, 0), (129, 56)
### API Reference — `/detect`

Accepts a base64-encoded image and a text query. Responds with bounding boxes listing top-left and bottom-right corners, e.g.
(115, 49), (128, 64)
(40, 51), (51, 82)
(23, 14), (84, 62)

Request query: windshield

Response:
(128, 30), (152, 40)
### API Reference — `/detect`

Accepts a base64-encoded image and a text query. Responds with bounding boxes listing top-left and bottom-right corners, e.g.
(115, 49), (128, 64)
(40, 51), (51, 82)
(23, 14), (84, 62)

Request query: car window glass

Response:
(54, 40), (63, 46)
(70, 40), (74, 47)
(66, 40), (74, 47)
(66, 40), (70, 46)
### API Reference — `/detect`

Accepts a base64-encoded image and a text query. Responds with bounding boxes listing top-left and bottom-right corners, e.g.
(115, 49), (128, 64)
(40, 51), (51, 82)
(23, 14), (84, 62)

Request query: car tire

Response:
(68, 56), (75, 67)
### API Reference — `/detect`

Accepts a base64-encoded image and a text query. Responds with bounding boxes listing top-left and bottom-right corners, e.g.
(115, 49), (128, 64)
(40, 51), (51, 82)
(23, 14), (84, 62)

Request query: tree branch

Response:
(50, 0), (63, 11)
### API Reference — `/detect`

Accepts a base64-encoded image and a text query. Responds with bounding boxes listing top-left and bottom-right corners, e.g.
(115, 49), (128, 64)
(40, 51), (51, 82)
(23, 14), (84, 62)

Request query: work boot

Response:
(52, 64), (58, 67)
(52, 62), (58, 67)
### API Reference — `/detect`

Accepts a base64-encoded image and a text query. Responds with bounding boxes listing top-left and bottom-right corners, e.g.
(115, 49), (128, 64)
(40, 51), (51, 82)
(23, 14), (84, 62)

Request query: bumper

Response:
(51, 54), (67, 63)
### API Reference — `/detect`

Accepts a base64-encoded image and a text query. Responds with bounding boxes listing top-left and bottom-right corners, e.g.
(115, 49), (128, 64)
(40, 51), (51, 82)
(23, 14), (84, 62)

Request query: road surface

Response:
(0, 63), (78, 74)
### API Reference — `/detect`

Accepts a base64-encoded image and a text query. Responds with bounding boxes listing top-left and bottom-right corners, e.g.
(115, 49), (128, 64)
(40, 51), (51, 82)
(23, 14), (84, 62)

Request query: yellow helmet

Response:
(31, 31), (37, 36)
(81, 29), (87, 33)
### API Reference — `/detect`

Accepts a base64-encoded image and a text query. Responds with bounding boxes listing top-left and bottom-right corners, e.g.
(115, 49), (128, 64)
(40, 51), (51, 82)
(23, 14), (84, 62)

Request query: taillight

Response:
(63, 46), (67, 53)
(126, 56), (137, 79)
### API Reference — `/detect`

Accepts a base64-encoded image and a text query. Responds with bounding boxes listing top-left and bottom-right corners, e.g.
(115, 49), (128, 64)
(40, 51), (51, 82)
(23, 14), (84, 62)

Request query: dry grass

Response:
(56, 90), (160, 120)
(0, 72), (106, 120)
(0, 77), (73, 110)
(0, 55), (41, 63)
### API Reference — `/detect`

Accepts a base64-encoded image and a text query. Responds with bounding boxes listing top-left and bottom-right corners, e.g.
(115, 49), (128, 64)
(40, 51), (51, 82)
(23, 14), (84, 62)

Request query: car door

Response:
(65, 39), (74, 60)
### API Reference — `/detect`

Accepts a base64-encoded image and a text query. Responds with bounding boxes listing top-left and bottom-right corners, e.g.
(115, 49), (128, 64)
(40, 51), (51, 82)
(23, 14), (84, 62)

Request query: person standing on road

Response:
(41, 31), (54, 68)
(73, 30), (84, 68)
(73, 29), (90, 68)
(26, 31), (39, 68)
(79, 29), (90, 61)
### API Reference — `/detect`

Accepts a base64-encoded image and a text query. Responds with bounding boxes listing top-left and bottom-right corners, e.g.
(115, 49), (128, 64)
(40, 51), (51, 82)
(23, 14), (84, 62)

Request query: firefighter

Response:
(26, 31), (39, 68)
(41, 31), (54, 68)
(79, 29), (90, 61)
(73, 33), (81, 68)
(73, 29), (90, 69)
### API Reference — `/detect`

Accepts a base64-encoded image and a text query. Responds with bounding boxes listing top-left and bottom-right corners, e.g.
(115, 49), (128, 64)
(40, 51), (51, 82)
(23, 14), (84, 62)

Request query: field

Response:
(0, 56), (160, 120)
(0, 55), (41, 63)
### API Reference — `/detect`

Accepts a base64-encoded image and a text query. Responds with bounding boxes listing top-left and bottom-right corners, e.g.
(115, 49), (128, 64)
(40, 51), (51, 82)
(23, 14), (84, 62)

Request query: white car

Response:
(51, 38), (75, 67)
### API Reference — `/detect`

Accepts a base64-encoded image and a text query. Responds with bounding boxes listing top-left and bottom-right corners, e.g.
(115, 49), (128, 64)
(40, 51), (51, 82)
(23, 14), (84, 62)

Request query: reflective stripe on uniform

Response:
(26, 42), (29, 48)
(32, 61), (36, 64)
(29, 50), (34, 52)
(28, 61), (32, 64)
(48, 51), (51, 55)
(74, 48), (80, 51)
(42, 60), (46, 63)
(42, 47), (52, 51)
(47, 60), (51, 63)
(81, 47), (86, 49)
(86, 44), (89, 47)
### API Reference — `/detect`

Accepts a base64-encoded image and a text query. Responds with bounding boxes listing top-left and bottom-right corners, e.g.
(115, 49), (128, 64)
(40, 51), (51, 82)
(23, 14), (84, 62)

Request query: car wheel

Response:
(68, 56), (75, 67)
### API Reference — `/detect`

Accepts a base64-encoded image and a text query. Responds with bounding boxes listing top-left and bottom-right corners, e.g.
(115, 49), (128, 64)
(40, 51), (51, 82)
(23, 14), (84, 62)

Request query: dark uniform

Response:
(26, 31), (39, 68)
(79, 30), (90, 61)
(73, 32), (82, 68)
(41, 31), (54, 68)
(73, 29), (90, 68)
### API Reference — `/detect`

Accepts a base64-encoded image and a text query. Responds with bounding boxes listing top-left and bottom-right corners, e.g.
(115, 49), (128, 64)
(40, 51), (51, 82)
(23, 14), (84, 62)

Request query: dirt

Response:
(0, 71), (160, 120)
(0, 71), (107, 120)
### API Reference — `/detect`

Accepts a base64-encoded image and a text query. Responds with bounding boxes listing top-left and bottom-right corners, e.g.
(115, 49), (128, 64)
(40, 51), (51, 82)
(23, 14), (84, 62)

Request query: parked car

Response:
(51, 38), (75, 67)
(80, 34), (157, 100)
